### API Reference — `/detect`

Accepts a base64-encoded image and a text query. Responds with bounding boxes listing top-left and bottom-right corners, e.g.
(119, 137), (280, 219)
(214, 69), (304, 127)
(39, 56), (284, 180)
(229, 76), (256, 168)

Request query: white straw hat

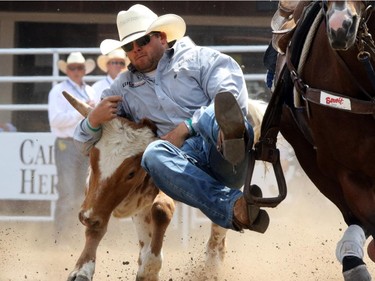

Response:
(97, 48), (127, 73)
(100, 4), (186, 55)
(58, 52), (96, 74)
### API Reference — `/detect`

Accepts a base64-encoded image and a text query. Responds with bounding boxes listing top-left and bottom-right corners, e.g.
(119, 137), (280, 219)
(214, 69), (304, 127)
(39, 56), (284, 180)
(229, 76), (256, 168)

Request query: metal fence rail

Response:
(0, 46), (273, 234)
(0, 45), (268, 111)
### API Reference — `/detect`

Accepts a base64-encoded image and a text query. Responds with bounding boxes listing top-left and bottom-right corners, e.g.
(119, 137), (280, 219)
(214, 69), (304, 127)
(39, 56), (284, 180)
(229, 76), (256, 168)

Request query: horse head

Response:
(324, 0), (372, 50)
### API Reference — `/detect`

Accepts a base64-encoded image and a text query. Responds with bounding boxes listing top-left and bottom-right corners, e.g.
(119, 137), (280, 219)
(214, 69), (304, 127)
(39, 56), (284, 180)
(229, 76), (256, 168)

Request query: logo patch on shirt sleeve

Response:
(122, 80), (146, 88)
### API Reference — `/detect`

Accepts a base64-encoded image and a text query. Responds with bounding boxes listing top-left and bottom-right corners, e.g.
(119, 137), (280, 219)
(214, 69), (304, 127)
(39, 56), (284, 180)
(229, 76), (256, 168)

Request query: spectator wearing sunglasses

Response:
(48, 52), (96, 239)
(92, 48), (129, 104)
(74, 4), (269, 233)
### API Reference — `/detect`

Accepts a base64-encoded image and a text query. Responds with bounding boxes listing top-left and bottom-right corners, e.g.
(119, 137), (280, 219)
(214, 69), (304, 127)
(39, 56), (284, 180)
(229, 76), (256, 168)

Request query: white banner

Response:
(0, 132), (58, 201)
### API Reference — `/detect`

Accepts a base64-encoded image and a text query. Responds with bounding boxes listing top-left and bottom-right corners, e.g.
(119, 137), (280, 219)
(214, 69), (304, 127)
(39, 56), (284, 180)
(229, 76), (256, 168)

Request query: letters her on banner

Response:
(0, 133), (58, 201)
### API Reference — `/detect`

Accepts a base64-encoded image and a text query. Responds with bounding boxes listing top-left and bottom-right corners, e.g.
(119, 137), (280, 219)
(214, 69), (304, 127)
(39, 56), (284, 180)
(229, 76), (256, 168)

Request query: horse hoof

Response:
(343, 264), (372, 281)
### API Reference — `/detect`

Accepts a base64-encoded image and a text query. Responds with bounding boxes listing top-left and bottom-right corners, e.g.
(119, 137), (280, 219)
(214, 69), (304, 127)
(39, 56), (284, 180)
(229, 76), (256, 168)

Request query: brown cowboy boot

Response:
(215, 92), (246, 166)
(233, 185), (270, 233)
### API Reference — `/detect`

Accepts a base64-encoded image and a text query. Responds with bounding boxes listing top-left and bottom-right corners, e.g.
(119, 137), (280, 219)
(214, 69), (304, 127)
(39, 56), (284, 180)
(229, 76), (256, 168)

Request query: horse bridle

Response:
(356, 4), (375, 96)
(321, 0), (375, 12)
(282, 1), (375, 120)
(321, 1), (375, 100)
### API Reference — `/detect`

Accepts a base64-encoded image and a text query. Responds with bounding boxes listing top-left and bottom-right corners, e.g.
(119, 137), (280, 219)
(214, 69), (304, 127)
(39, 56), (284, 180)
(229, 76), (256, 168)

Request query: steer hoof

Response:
(68, 277), (90, 281)
(67, 273), (91, 281)
(343, 264), (371, 281)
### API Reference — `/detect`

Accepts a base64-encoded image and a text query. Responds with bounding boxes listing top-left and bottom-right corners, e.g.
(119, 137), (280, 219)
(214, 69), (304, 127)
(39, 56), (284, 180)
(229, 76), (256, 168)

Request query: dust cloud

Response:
(1, 164), (374, 281)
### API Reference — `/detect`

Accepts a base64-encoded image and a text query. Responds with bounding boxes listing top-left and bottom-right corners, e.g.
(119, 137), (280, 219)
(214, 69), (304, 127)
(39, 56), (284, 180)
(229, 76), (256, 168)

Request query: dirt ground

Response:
(1, 167), (374, 281)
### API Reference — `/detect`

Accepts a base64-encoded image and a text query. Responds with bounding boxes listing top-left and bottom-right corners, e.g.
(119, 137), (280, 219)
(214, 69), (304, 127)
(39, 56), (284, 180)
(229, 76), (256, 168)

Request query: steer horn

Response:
(62, 91), (92, 117)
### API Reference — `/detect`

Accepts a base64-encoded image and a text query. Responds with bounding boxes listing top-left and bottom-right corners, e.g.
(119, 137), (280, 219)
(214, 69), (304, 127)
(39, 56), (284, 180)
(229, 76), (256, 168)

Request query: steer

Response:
(63, 91), (234, 281)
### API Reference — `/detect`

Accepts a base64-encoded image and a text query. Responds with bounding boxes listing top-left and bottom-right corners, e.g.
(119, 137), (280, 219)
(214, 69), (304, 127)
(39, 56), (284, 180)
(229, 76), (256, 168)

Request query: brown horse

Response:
(268, 1), (375, 280)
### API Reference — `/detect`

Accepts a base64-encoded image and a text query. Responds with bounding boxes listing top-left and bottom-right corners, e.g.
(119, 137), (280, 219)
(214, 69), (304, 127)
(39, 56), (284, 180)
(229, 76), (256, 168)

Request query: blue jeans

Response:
(141, 103), (253, 230)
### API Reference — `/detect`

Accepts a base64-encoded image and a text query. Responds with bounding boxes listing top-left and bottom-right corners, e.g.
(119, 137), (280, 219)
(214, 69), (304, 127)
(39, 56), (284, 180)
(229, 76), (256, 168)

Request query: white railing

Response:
(0, 46), (270, 236)
(0, 46), (268, 111)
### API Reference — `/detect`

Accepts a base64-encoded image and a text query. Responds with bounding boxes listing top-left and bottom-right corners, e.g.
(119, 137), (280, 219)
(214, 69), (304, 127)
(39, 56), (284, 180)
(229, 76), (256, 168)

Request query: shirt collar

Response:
(106, 74), (114, 83)
(166, 36), (195, 59)
(67, 77), (86, 88)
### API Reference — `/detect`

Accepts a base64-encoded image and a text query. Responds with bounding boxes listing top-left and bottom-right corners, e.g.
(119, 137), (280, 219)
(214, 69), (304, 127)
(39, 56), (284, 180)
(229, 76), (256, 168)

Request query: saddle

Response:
(275, 1), (322, 146)
(271, 1), (298, 54)
(244, 1), (321, 209)
(271, 0), (312, 54)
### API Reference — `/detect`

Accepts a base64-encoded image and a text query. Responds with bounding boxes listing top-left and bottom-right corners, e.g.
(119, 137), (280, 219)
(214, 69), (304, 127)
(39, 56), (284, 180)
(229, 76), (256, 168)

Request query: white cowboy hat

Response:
(58, 52), (96, 74)
(97, 48), (127, 73)
(100, 4), (186, 55)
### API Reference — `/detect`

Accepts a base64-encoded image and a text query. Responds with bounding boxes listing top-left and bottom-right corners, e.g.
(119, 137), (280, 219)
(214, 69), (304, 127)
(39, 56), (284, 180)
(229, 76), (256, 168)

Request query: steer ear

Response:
(62, 91), (92, 117)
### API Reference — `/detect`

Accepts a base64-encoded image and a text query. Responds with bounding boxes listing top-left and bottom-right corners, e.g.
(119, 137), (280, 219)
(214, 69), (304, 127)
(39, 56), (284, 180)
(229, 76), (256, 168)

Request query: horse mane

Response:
(247, 99), (268, 145)
(248, 99), (291, 176)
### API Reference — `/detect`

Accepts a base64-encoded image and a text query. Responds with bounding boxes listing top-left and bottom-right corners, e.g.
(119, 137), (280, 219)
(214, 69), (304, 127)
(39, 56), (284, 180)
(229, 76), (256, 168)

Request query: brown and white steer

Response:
(62, 91), (255, 281)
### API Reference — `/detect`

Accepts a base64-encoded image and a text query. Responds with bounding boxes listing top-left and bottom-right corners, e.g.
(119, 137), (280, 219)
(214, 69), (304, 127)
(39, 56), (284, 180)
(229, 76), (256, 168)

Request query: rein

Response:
(357, 4), (375, 95)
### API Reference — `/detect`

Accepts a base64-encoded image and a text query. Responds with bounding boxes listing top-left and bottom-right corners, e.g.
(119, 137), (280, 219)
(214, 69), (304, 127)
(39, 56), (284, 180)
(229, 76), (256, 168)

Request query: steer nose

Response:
(78, 209), (103, 228)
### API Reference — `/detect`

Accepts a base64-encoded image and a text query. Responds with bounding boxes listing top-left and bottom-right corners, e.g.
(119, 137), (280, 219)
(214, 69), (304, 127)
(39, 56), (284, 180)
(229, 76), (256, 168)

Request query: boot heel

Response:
(222, 138), (245, 165)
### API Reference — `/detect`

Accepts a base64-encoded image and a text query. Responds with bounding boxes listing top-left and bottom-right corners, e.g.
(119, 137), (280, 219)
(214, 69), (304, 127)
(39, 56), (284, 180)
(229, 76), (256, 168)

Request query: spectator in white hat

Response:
(92, 48), (128, 104)
(48, 51), (96, 238)
(74, 4), (269, 233)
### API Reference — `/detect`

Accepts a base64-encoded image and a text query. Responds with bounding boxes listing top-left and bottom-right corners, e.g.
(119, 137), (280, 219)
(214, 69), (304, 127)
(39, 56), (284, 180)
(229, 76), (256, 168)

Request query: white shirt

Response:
(48, 78), (95, 138)
(91, 75), (114, 104)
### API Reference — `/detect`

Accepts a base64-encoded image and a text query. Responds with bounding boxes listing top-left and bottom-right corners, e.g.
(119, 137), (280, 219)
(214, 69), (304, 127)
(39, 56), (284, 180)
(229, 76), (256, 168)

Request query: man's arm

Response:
(73, 95), (123, 155)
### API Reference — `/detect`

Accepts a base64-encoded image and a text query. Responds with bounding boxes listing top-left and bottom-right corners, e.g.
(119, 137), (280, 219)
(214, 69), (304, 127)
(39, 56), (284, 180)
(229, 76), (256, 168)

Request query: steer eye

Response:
(127, 171), (135, 179)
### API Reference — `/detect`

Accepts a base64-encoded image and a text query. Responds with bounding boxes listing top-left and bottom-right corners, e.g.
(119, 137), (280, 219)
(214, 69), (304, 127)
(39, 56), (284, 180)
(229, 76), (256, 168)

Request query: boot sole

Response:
(214, 92), (246, 165)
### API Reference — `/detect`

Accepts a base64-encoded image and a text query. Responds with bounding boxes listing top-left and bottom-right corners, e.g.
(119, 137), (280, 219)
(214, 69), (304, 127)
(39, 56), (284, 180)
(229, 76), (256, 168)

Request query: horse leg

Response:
(205, 223), (227, 267)
(67, 225), (107, 281)
(132, 192), (175, 281)
(336, 224), (371, 281)
(280, 106), (371, 279)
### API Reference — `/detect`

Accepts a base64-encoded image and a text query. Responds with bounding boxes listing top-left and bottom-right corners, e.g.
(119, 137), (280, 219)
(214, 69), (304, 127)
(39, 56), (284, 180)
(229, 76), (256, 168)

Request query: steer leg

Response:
(132, 192), (175, 281)
(67, 225), (107, 281)
(206, 223), (227, 266)
(205, 223), (227, 280)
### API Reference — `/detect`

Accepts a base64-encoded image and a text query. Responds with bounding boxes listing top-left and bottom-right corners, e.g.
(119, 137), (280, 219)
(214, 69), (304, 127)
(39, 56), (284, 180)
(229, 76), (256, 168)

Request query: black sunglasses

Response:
(122, 33), (159, 52)
(109, 61), (126, 66)
(67, 65), (85, 71)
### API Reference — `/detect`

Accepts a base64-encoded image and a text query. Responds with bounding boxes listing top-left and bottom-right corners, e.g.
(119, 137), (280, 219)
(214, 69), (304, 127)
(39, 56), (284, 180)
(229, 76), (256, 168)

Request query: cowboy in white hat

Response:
(74, 4), (269, 234)
(92, 48), (128, 104)
(48, 51), (96, 237)
(57, 51), (96, 75)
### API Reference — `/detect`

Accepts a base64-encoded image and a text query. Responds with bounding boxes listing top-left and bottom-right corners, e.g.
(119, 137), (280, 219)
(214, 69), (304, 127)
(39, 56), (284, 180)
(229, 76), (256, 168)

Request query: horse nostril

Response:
(343, 18), (352, 29)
